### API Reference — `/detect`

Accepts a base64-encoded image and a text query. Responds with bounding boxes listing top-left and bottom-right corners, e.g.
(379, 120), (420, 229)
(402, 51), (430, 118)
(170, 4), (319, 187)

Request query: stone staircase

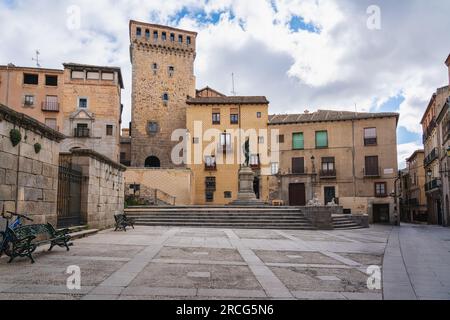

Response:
(332, 215), (365, 230)
(59, 225), (99, 239)
(125, 206), (316, 230)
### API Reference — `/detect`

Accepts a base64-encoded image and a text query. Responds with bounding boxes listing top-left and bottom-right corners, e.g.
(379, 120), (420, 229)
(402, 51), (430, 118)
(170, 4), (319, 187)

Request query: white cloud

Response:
(397, 141), (424, 169)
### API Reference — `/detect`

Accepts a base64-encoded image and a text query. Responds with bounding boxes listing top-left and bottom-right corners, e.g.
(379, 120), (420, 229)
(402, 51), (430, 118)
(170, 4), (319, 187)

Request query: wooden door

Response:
(289, 183), (306, 206)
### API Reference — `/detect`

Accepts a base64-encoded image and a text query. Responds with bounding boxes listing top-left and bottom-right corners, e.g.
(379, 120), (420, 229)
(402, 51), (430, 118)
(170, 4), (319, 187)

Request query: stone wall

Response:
(124, 168), (194, 205)
(0, 103), (64, 228)
(65, 149), (126, 230)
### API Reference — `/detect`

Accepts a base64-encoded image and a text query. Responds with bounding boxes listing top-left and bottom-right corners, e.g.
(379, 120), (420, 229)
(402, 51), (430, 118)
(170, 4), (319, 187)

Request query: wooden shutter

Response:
(365, 156), (379, 176)
(292, 157), (304, 174)
(292, 133), (304, 149)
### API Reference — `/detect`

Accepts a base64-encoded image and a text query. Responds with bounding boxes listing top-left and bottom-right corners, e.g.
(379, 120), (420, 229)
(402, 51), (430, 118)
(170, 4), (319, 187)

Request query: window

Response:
(258, 136), (264, 144)
(292, 132), (304, 150)
(321, 157), (336, 177)
(43, 95), (59, 111)
(75, 123), (89, 137)
(193, 137), (200, 144)
(87, 72), (100, 80)
(178, 35), (183, 43)
(120, 152), (126, 161)
(23, 73), (38, 85)
(24, 95), (34, 106)
(365, 156), (380, 176)
(153, 31), (158, 41)
(170, 33), (175, 41)
(205, 177), (216, 191)
(102, 73), (114, 80)
(230, 114), (239, 124)
(162, 93), (169, 104)
(168, 66), (174, 77)
(364, 128), (377, 146)
(212, 113), (221, 125)
(162, 32), (167, 41)
(220, 133), (231, 147)
(147, 122), (159, 134)
(375, 182), (387, 197)
(292, 157), (305, 174)
(315, 131), (328, 148)
(257, 112), (262, 118)
(106, 125), (113, 136)
(45, 118), (57, 130)
(277, 135), (285, 144)
(136, 27), (142, 36)
(152, 63), (158, 74)
(224, 191), (232, 199)
(205, 192), (214, 203)
(71, 71), (84, 79)
(250, 154), (260, 167)
(45, 75), (58, 86)
(205, 156), (216, 170)
(78, 98), (88, 109)
(187, 36), (191, 45)
(271, 162), (279, 175)
(145, 29), (150, 39)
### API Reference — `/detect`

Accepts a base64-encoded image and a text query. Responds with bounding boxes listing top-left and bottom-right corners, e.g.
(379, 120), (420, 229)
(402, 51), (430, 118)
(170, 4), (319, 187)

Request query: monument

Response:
(230, 138), (265, 206)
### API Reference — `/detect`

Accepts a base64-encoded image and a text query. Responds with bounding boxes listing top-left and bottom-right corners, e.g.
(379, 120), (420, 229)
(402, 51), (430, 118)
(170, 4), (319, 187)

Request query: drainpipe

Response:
(5, 63), (12, 106)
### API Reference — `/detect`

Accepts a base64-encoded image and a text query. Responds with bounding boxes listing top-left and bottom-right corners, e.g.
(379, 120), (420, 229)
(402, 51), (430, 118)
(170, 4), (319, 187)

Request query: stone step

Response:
(69, 229), (99, 240)
(134, 222), (316, 230)
(58, 225), (88, 233)
(128, 214), (309, 220)
(134, 219), (312, 225)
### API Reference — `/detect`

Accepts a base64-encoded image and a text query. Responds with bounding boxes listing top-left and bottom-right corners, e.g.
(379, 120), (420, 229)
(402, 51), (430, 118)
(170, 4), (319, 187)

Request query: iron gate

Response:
(57, 164), (82, 228)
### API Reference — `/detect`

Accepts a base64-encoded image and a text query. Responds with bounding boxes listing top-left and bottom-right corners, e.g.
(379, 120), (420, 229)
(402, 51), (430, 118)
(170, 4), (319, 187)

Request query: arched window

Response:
(162, 93), (169, 104)
(145, 156), (161, 168)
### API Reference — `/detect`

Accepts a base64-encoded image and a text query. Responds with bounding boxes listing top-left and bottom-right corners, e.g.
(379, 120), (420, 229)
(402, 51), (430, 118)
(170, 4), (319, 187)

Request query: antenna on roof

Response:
(231, 73), (237, 96)
(32, 50), (41, 68)
(354, 103), (358, 113)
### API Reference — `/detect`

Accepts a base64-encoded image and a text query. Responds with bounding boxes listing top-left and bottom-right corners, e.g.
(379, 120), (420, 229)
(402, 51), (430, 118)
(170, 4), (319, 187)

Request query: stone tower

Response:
(129, 20), (197, 167)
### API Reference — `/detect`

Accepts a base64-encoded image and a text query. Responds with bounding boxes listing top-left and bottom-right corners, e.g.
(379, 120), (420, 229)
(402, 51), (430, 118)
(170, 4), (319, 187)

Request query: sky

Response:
(0, 0), (449, 169)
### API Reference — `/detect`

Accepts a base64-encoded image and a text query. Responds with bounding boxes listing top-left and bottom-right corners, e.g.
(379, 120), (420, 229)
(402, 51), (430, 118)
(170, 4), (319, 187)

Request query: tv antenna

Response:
(32, 50), (41, 68)
(231, 73), (237, 96)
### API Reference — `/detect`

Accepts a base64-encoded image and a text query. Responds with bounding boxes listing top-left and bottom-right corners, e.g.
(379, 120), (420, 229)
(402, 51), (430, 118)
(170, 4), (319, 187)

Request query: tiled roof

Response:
(268, 110), (399, 125)
(63, 63), (124, 88)
(187, 96), (269, 105)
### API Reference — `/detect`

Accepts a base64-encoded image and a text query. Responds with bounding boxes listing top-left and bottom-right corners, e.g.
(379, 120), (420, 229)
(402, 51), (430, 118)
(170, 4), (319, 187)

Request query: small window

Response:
(71, 71), (84, 79)
(152, 63), (158, 74)
(257, 112), (262, 118)
(271, 163), (279, 175)
(87, 72), (100, 80)
(187, 36), (191, 45)
(147, 122), (159, 134)
(220, 133), (232, 149)
(162, 32), (167, 41)
(364, 128), (377, 146)
(277, 135), (285, 144)
(205, 191), (214, 203)
(153, 31), (158, 41)
(292, 132), (304, 150)
(23, 73), (38, 85)
(375, 182), (387, 197)
(292, 157), (305, 174)
(78, 98), (88, 109)
(230, 114), (239, 124)
(178, 35), (183, 43)
(205, 177), (216, 191)
(162, 93), (169, 104)
(120, 152), (126, 161)
(45, 118), (57, 130)
(45, 75), (58, 86)
(250, 154), (260, 167)
(224, 191), (232, 199)
(170, 33), (175, 42)
(168, 66), (174, 77)
(205, 156), (216, 170)
(102, 72), (114, 81)
(315, 131), (328, 148)
(145, 29), (150, 39)
(365, 156), (380, 176)
(258, 136), (264, 144)
(193, 137), (200, 144)
(212, 113), (221, 125)
(106, 125), (113, 136)
(24, 95), (35, 106)
(136, 27), (142, 36)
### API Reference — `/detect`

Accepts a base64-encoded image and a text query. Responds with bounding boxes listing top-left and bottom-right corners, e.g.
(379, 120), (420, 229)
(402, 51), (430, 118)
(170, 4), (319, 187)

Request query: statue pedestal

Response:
(230, 166), (265, 206)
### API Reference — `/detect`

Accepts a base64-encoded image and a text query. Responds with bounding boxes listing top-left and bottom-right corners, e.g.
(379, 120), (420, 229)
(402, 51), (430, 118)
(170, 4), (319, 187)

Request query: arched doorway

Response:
(145, 156), (161, 168)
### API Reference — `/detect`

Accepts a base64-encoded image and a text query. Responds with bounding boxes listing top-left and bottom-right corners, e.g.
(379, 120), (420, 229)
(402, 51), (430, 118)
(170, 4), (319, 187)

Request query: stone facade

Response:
(62, 149), (126, 230)
(60, 63), (124, 163)
(124, 168), (193, 205)
(269, 110), (399, 224)
(0, 65), (64, 131)
(0, 103), (64, 229)
(120, 128), (131, 166)
(129, 21), (197, 168)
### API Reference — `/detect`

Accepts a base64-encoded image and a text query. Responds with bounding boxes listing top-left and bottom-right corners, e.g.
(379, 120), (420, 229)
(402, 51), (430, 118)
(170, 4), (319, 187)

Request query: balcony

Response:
(74, 127), (90, 138)
(41, 101), (60, 112)
(425, 179), (441, 192)
(205, 163), (217, 171)
(320, 169), (337, 179)
(364, 138), (377, 146)
(422, 117), (437, 143)
(424, 148), (438, 166)
(364, 167), (381, 177)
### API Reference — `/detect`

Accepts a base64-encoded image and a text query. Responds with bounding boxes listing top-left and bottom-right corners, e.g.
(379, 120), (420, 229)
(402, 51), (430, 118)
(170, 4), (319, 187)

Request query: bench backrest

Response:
(10, 224), (56, 242)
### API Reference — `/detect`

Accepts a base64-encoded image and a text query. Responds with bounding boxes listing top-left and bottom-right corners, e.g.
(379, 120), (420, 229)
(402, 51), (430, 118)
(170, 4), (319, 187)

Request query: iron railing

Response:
(320, 169), (337, 178)
(424, 148), (438, 166)
(74, 127), (90, 138)
(41, 101), (60, 112)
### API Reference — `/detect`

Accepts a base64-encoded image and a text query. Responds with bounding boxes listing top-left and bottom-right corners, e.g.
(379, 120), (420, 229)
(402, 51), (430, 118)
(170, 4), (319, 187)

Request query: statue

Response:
(307, 193), (322, 207)
(243, 138), (250, 167)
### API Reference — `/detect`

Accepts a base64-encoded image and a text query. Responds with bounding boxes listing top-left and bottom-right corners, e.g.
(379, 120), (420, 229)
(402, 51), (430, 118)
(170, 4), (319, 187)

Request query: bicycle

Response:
(0, 210), (34, 258)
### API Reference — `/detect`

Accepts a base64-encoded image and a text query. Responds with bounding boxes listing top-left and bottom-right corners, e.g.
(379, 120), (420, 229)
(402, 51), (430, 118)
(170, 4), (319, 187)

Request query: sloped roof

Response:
(268, 110), (399, 125)
(446, 54), (450, 66)
(196, 86), (226, 97)
(187, 96), (269, 105)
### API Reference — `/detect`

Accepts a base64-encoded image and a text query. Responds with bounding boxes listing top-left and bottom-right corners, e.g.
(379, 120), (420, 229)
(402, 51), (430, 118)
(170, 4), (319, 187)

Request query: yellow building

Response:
(186, 91), (274, 205)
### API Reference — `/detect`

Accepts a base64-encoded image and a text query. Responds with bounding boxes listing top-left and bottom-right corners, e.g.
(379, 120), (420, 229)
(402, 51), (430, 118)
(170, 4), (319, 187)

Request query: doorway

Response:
(145, 156), (161, 168)
(253, 177), (260, 199)
(289, 183), (306, 206)
(324, 187), (336, 205)
(373, 204), (390, 224)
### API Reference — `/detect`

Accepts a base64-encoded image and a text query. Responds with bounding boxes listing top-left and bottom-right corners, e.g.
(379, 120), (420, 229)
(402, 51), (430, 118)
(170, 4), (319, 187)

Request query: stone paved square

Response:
(0, 224), (448, 300)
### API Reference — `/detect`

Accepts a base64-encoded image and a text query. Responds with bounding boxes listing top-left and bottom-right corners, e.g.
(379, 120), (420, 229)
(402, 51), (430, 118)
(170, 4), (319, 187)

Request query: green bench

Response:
(114, 214), (135, 232)
(4, 223), (72, 263)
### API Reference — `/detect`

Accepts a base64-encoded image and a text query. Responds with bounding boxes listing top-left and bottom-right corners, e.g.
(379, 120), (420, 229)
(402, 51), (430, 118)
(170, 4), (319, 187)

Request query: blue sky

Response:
(0, 0), (449, 168)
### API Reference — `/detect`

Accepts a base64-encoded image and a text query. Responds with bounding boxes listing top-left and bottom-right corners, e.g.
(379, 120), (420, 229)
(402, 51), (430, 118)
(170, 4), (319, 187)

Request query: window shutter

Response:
(292, 133), (304, 149)
(316, 131), (328, 148)
(292, 157), (304, 174)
